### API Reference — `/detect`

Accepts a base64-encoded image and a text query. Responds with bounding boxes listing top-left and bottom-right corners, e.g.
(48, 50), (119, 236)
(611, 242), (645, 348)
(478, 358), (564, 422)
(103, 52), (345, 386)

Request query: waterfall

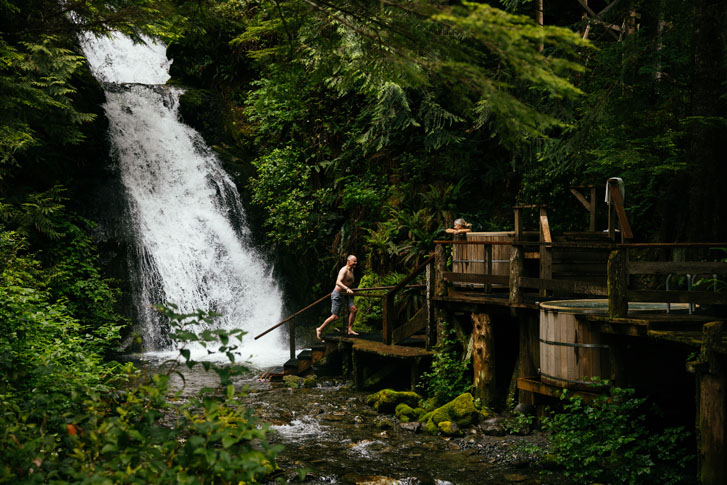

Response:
(81, 33), (289, 368)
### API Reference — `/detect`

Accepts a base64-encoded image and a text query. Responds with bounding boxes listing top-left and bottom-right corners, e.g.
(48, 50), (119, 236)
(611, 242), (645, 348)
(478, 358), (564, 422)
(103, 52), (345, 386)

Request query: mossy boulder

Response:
(395, 403), (415, 422)
(302, 375), (317, 388)
(437, 420), (460, 436)
(421, 393), (480, 433)
(366, 389), (422, 414)
(283, 375), (303, 388)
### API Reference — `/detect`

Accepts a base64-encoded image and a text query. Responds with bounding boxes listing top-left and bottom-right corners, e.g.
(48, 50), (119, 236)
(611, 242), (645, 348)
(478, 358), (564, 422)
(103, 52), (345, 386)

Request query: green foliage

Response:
(418, 323), (472, 404)
(249, 146), (332, 251)
(355, 271), (405, 331)
(542, 386), (695, 484)
(0, 301), (282, 483)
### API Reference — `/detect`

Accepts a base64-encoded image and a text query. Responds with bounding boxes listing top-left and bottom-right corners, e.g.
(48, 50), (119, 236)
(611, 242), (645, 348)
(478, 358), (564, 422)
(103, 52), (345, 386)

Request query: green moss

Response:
(366, 389), (422, 414)
(437, 421), (461, 436)
(283, 375), (303, 388)
(396, 403), (416, 422)
(421, 393), (479, 433)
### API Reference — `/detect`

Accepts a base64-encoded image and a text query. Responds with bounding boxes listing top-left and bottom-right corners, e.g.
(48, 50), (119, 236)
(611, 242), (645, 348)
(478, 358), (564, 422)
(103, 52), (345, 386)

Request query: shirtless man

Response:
(316, 255), (359, 340)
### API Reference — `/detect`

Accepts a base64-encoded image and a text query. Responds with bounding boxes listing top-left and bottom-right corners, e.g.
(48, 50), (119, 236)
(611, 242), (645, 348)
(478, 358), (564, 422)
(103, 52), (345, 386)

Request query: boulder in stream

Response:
(366, 389), (422, 414)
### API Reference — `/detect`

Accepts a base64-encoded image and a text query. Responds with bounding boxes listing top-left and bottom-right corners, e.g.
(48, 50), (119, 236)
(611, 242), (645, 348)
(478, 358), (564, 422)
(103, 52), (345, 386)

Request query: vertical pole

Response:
(426, 261), (436, 350)
(589, 186), (597, 232)
(697, 322), (727, 484)
(485, 243), (493, 292)
(383, 293), (394, 345)
(434, 243), (447, 344)
(509, 245), (524, 305)
(472, 312), (496, 408)
(289, 317), (296, 360)
(607, 248), (628, 318)
(514, 207), (522, 241)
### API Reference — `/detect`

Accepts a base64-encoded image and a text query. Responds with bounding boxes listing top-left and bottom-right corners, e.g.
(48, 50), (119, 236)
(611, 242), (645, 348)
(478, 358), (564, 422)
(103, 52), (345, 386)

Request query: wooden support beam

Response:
(608, 182), (634, 240)
(628, 261), (727, 275)
(442, 272), (509, 286)
(697, 321), (727, 484)
(473, 313), (496, 408)
(509, 245), (524, 305)
(608, 249), (629, 318)
(382, 293), (395, 345)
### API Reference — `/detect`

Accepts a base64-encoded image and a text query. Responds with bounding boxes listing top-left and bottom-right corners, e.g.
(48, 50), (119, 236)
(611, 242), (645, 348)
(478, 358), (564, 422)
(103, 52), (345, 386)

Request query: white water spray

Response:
(81, 33), (289, 368)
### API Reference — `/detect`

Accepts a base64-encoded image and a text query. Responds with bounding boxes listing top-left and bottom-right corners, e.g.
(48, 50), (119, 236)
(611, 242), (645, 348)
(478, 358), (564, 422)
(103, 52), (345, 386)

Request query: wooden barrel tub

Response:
(539, 299), (690, 390)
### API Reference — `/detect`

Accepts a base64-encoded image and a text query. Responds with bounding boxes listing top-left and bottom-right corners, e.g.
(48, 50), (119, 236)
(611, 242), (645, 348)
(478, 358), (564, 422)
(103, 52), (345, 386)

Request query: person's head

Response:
(453, 218), (467, 229)
(347, 254), (358, 267)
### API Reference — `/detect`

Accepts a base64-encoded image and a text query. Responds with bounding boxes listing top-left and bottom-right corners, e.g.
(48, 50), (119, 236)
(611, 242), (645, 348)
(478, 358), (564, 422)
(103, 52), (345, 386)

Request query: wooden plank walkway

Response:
(323, 333), (432, 359)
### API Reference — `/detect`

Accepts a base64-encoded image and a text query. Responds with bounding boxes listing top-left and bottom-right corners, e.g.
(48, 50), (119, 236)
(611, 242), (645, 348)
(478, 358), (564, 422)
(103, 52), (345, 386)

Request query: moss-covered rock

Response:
(437, 420), (461, 436)
(421, 393), (480, 433)
(395, 403), (415, 422)
(366, 389), (422, 414)
(302, 375), (317, 388)
(283, 375), (303, 388)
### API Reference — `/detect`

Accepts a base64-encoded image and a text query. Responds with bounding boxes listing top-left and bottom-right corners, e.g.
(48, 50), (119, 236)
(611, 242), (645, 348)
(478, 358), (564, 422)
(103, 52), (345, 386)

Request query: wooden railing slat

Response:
(628, 290), (727, 305)
(628, 261), (727, 275)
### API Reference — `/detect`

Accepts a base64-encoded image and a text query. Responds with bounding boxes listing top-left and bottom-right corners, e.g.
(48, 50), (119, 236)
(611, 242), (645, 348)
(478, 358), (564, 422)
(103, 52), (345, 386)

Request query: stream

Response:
(146, 360), (567, 485)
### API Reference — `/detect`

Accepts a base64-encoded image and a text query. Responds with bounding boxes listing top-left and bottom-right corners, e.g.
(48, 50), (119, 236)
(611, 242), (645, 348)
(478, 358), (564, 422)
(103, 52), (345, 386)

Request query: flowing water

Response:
(80, 32), (289, 368)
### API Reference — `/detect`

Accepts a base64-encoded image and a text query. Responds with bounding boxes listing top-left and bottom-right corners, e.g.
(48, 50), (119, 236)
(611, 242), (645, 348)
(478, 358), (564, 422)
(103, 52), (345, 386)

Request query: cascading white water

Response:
(81, 33), (289, 368)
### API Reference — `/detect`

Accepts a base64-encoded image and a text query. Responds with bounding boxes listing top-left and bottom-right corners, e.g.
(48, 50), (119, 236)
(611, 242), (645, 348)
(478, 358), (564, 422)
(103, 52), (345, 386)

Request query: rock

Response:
(395, 403), (416, 422)
(513, 403), (535, 416)
(503, 472), (528, 482)
(373, 416), (396, 429)
(437, 420), (460, 436)
(353, 415), (364, 425)
(302, 375), (317, 388)
(481, 416), (507, 436)
(283, 375), (303, 388)
(421, 393), (480, 434)
(399, 422), (421, 433)
(366, 389), (422, 414)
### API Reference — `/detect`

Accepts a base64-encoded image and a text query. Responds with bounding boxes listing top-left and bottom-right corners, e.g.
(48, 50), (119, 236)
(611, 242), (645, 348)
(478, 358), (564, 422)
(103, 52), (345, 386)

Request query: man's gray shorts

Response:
(331, 290), (354, 316)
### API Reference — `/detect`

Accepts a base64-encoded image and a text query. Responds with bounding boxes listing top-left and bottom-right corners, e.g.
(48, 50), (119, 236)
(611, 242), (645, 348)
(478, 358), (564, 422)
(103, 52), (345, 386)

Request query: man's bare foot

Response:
(347, 329), (359, 336)
(316, 327), (322, 341)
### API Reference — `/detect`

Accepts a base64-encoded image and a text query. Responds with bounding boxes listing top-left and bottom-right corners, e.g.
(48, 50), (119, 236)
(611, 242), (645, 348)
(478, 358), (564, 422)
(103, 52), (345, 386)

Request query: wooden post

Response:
(426, 261), (436, 349)
(472, 313), (496, 408)
(697, 321), (727, 484)
(514, 207), (523, 241)
(508, 312), (539, 407)
(509, 245), (524, 305)
(485, 244), (493, 292)
(608, 249), (628, 318)
(289, 317), (296, 360)
(539, 207), (552, 297)
(589, 186), (597, 232)
(383, 293), (395, 345)
(434, 243), (447, 343)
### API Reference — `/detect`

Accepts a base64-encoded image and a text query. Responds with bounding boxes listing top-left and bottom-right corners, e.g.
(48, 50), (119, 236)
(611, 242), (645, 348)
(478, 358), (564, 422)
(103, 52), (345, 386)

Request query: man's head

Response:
(453, 218), (467, 229)
(347, 254), (358, 267)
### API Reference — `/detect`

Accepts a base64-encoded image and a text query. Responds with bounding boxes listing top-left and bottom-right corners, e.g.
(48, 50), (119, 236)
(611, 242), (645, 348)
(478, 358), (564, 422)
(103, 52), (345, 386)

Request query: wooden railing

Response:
(607, 243), (727, 318)
(382, 255), (433, 345)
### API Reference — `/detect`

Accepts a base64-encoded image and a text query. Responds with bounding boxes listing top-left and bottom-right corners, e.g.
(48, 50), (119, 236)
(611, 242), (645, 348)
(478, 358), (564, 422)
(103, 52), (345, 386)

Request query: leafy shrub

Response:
(418, 323), (471, 404)
(542, 386), (695, 484)
(1, 303), (282, 483)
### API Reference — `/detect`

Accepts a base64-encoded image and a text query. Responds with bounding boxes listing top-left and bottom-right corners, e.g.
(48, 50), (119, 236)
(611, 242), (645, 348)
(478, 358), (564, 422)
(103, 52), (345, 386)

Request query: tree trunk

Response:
(687, 0), (727, 241)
